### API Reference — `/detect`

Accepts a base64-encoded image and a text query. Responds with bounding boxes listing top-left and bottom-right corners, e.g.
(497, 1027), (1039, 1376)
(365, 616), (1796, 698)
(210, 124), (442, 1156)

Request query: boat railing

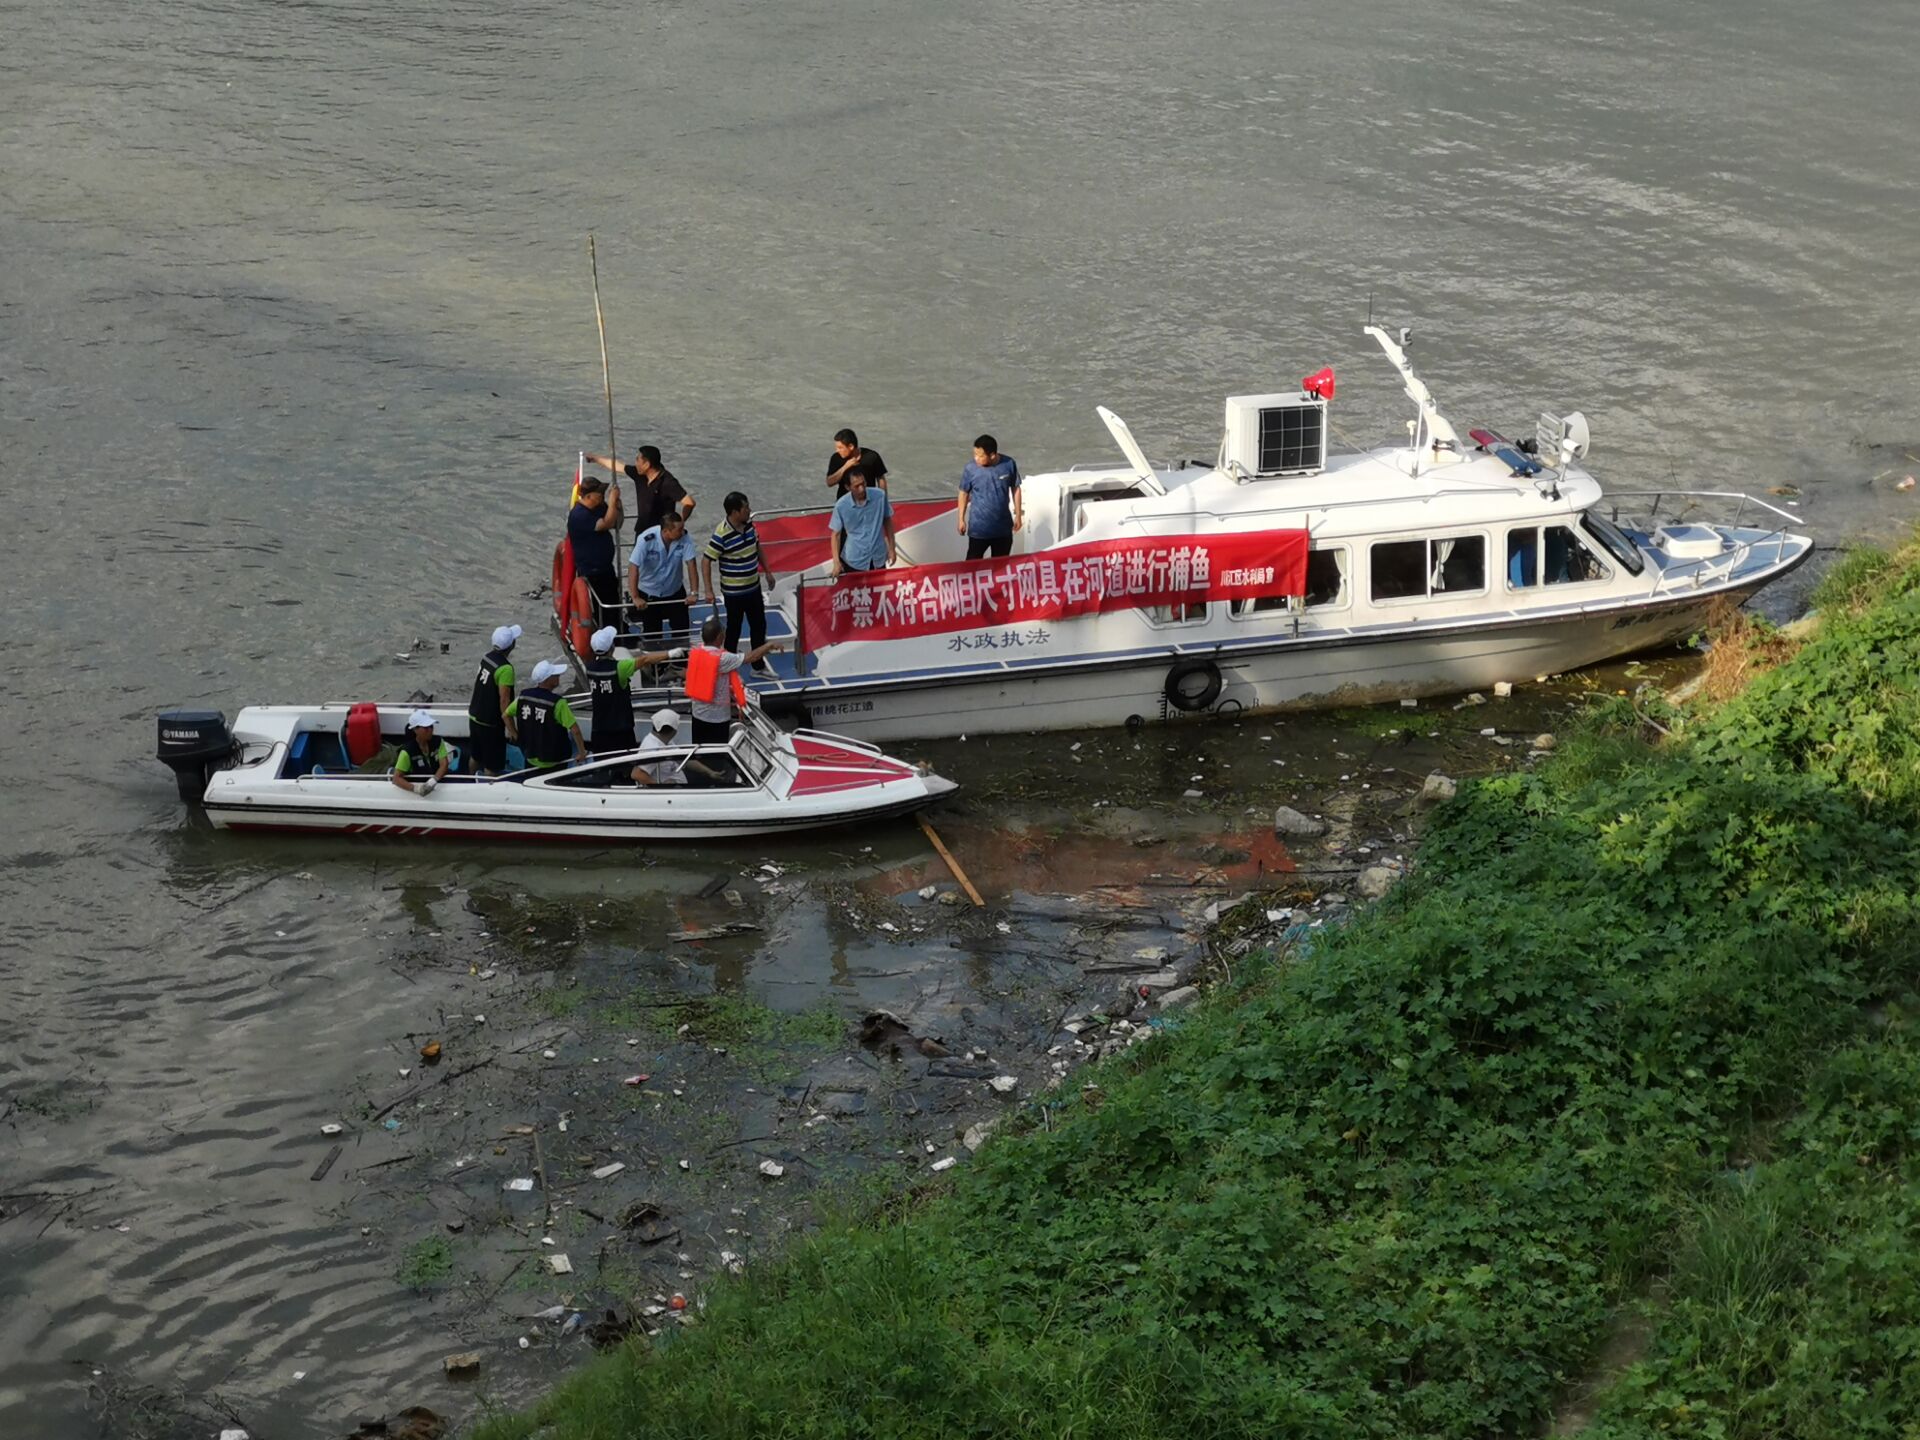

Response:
(785, 726), (887, 757)
(1098, 480), (1548, 534)
(1599, 487), (1803, 535)
(1596, 489), (1803, 595)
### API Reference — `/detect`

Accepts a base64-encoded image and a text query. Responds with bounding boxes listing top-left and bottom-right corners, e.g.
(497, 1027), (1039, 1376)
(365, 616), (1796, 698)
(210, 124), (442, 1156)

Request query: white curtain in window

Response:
(1430, 538), (1455, 591)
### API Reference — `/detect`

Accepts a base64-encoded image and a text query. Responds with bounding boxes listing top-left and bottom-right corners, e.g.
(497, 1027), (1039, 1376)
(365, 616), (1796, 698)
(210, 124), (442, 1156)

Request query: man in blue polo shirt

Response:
(626, 510), (699, 645)
(828, 469), (897, 577)
(957, 433), (1022, 560)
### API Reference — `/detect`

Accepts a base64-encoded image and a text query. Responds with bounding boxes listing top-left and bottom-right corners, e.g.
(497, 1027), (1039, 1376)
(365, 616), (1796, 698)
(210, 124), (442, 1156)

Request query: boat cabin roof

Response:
(1046, 447), (1606, 550)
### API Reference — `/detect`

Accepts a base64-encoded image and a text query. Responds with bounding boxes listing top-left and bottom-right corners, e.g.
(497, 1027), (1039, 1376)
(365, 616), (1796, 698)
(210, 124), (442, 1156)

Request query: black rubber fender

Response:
(1164, 658), (1223, 712)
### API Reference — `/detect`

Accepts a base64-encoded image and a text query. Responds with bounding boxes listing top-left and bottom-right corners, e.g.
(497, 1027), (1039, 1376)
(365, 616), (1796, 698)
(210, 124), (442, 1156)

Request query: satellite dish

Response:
(1560, 411), (1591, 461)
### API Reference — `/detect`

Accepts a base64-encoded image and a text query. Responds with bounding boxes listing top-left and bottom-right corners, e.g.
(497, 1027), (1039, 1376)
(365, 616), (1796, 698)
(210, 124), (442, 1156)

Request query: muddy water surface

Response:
(7, 0), (1918, 1432)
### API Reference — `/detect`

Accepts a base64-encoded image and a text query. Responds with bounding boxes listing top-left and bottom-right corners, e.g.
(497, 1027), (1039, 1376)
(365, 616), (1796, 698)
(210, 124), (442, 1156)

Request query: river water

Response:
(3, 0), (1919, 1434)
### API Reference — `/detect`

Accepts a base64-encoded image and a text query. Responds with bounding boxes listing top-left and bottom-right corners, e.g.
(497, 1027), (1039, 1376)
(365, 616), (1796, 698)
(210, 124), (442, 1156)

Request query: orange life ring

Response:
(568, 576), (595, 659)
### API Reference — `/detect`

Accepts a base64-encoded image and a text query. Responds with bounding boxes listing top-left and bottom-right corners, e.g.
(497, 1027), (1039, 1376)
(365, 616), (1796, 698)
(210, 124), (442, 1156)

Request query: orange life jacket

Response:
(685, 646), (748, 709)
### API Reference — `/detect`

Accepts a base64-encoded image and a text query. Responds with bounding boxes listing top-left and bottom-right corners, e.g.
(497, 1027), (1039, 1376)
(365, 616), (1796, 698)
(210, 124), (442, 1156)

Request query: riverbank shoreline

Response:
(455, 539), (1920, 1440)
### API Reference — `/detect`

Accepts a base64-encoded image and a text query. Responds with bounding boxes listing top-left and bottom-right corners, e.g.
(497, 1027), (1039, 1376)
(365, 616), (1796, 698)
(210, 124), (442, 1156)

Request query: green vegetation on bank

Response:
(396, 1235), (454, 1291)
(477, 540), (1920, 1440)
(1590, 1012), (1920, 1439)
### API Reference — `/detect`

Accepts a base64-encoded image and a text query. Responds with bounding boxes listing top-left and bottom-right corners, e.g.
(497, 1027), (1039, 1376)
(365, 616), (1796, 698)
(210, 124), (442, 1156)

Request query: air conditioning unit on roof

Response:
(1224, 391), (1327, 478)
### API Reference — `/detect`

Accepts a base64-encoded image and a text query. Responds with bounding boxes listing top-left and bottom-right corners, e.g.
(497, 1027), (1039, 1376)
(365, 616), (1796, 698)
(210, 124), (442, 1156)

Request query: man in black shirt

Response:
(825, 428), (888, 497)
(587, 444), (695, 537)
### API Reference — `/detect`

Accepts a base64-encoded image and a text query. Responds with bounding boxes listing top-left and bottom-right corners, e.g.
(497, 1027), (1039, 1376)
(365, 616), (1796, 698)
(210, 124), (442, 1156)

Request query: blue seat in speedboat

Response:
(286, 728), (350, 778)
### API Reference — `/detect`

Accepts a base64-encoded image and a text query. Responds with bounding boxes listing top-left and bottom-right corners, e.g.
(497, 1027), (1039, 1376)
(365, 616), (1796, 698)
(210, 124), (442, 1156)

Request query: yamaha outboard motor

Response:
(157, 709), (233, 804)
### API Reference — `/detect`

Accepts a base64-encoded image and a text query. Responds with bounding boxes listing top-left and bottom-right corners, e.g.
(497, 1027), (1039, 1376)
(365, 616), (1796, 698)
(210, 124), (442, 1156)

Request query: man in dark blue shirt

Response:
(568, 474), (626, 631)
(957, 433), (1022, 560)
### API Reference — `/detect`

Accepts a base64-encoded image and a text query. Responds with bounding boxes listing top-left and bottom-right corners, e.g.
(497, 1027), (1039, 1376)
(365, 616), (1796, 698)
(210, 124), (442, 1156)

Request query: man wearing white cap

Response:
(515, 660), (589, 769)
(467, 624), (523, 775)
(391, 710), (452, 794)
(631, 708), (719, 787)
(581, 626), (682, 757)
(633, 708), (686, 786)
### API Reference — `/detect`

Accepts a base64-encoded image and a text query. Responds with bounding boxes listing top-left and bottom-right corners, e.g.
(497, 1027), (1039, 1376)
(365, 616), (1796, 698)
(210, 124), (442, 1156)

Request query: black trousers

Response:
(638, 589), (691, 645)
(722, 585), (767, 651)
(584, 568), (624, 631)
(691, 715), (732, 745)
(966, 533), (1013, 560)
(590, 728), (637, 757)
(466, 722), (507, 774)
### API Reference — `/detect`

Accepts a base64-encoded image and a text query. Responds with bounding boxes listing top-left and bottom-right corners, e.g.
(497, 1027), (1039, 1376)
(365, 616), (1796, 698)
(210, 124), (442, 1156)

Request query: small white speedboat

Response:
(155, 696), (955, 843)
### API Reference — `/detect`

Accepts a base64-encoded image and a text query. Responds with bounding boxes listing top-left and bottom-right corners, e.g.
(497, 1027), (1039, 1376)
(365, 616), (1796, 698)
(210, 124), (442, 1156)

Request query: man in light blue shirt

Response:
(626, 511), (699, 644)
(829, 470), (897, 576)
(957, 433), (1021, 559)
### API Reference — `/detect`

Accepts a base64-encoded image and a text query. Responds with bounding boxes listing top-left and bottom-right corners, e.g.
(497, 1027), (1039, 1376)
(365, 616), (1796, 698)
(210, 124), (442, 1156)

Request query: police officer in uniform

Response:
(581, 626), (682, 757)
(516, 660), (590, 769)
(467, 624), (522, 775)
(390, 709), (452, 794)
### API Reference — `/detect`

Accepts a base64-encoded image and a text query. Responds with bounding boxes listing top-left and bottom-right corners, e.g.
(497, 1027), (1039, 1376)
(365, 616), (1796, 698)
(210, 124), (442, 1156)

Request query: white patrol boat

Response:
(154, 694), (954, 843)
(612, 326), (1808, 742)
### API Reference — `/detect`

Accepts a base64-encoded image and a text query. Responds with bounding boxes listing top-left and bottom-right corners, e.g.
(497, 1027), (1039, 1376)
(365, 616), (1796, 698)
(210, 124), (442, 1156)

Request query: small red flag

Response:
(1301, 366), (1336, 401)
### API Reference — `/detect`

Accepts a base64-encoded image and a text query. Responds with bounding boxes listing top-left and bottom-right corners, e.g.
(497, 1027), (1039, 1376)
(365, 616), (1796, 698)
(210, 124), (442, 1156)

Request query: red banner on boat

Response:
(801, 529), (1310, 647)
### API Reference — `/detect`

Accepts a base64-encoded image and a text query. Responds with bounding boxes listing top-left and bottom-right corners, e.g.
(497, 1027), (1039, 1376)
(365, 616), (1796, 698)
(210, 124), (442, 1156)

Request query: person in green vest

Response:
(390, 709), (453, 794)
(515, 660), (589, 769)
(467, 624), (522, 775)
(582, 625), (684, 756)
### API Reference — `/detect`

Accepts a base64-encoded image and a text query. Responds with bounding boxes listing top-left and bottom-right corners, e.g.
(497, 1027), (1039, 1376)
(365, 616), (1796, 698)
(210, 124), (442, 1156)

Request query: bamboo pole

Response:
(918, 814), (984, 908)
(587, 233), (619, 533)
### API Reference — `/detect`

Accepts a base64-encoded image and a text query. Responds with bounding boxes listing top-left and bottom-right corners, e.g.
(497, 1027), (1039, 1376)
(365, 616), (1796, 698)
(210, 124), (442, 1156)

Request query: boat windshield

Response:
(1580, 510), (1645, 575)
(732, 726), (775, 785)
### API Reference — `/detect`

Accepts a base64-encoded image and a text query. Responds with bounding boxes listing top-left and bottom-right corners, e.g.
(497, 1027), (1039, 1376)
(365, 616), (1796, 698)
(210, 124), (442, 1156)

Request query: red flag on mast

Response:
(1301, 366), (1336, 401)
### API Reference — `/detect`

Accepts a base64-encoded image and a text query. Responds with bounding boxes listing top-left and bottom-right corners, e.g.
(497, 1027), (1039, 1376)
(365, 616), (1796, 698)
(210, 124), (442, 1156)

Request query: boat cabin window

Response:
(1146, 601), (1210, 626)
(1507, 526), (1611, 589)
(1580, 510), (1646, 576)
(1230, 547), (1347, 617)
(1370, 535), (1486, 603)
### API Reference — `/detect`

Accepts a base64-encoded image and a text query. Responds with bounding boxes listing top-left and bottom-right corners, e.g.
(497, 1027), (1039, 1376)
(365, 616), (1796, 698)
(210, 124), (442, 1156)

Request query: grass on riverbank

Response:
(1588, 1008), (1920, 1440)
(475, 538), (1920, 1440)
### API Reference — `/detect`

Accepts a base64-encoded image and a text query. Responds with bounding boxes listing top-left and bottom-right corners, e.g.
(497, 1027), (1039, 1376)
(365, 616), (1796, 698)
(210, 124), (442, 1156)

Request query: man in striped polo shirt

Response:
(699, 490), (776, 665)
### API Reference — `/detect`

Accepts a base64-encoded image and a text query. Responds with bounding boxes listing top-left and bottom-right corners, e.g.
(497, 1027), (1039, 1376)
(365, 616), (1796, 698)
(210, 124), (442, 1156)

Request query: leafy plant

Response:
(396, 1235), (455, 1290)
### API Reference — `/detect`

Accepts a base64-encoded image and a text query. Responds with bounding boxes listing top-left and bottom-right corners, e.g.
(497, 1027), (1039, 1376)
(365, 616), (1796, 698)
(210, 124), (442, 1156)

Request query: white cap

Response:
(491, 624), (523, 650)
(590, 625), (618, 654)
(651, 708), (681, 732)
(407, 708), (436, 729)
(531, 659), (569, 685)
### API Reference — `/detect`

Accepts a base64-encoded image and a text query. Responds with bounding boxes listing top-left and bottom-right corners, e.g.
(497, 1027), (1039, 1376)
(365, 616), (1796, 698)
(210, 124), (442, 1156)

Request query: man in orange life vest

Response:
(685, 615), (787, 744)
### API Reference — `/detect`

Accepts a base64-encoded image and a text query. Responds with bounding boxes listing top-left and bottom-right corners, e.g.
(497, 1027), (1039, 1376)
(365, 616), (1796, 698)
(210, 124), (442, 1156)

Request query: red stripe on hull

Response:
(220, 821), (644, 844)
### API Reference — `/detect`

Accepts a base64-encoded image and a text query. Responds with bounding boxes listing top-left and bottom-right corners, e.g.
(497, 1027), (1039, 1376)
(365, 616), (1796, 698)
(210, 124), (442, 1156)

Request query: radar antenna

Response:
(1363, 324), (1462, 475)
